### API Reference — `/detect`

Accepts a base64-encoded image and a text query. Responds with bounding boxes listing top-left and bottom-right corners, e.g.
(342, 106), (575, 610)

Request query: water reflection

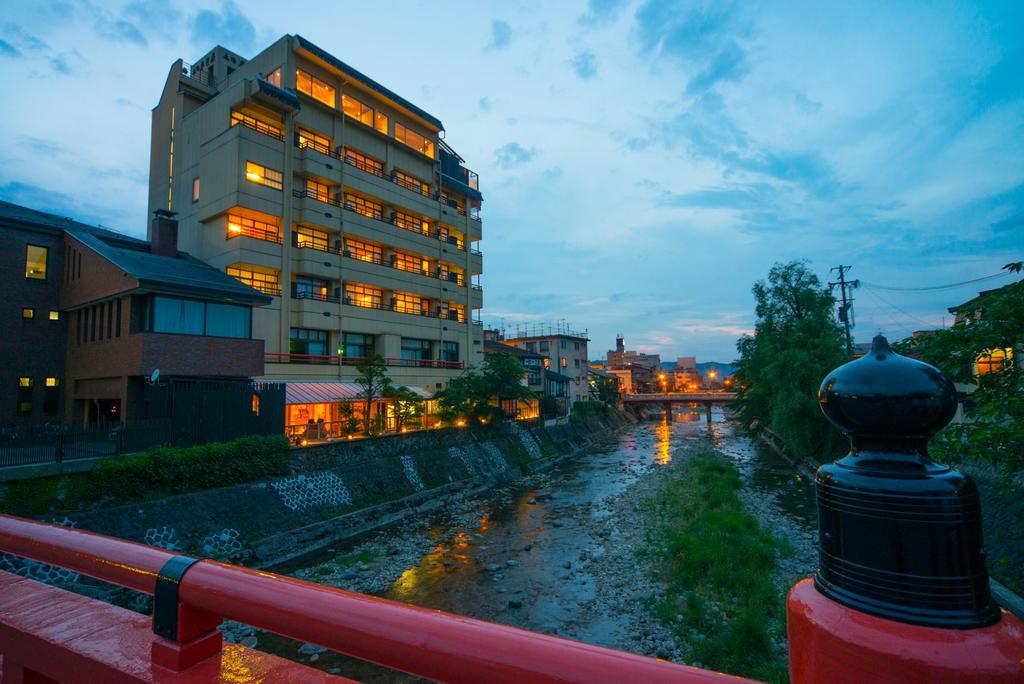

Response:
(655, 420), (672, 464)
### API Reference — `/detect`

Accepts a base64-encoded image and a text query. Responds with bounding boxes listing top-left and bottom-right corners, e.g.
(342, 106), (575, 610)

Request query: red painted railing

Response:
(264, 352), (464, 369)
(0, 515), (746, 682)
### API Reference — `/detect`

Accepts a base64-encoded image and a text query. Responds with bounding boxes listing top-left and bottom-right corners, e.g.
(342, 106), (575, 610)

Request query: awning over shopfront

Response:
(285, 382), (433, 405)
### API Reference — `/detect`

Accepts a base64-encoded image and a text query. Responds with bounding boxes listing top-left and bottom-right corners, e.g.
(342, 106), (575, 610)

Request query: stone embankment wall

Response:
(0, 411), (628, 582)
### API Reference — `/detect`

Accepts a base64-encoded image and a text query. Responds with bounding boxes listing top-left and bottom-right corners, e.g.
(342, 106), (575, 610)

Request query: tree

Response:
(384, 385), (424, 432)
(338, 402), (360, 438)
(896, 274), (1023, 473)
(435, 353), (534, 424)
(590, 375), (620, 406)
(353, 353), (392, 435)
(734, 260), (848, 461)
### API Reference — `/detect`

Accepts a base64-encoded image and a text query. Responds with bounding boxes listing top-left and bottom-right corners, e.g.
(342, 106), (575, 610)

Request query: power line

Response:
(859, 270), (1012, 293)
(861, 286), (937, 329)
(830, 265), (859, 357)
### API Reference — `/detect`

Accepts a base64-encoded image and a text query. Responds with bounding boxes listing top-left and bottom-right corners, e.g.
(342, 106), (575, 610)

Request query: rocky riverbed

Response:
(235, 414), (820, 680)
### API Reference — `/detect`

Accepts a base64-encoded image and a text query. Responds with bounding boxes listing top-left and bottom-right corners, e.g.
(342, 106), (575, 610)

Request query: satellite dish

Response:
(149, 369), (160, 384)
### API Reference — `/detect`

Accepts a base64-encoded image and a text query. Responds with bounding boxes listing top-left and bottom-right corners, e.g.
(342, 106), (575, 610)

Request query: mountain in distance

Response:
(697, 361), (734, 378)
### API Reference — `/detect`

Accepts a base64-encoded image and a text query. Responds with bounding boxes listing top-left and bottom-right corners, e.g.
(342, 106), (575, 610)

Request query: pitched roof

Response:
(485, 339), (545, 360)
(0, 200), (268, 306)
(294, 35), (444, 131)
(68, 228), (270, 305)
(545, 369), (573, 383)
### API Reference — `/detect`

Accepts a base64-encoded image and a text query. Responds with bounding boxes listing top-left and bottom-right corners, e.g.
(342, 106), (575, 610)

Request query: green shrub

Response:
(1, 434), (291, 517)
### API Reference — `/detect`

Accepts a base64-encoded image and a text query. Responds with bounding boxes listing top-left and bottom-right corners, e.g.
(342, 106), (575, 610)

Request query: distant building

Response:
(483, 336), (543, 419)
(669, 356), (699, 390)
(1, 201), (281, 438)
(606, 335), (661, 393)
(503, 323), (590, 406)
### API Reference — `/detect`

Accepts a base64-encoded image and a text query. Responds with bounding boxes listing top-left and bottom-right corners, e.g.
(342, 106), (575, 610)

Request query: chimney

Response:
(151, 209), (178, 258)
(616, 334), (625, 353)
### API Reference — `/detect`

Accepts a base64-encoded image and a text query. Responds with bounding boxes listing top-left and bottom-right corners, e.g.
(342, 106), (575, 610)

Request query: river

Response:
(250, 409), (818, 680)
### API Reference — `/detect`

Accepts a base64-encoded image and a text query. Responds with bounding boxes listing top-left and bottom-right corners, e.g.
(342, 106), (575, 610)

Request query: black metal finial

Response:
(814, 334), (1001, 628)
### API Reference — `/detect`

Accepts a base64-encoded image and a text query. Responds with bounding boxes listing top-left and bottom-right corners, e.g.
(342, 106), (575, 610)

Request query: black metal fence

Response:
(0, 420), (173, 469)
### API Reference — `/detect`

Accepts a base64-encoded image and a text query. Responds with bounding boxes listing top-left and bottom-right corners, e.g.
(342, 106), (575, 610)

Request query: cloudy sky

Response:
(1, 1), (1021, 361)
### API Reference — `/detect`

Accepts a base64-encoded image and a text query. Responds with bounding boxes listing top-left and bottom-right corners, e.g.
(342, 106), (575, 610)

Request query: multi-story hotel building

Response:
(148, 35), (483, 393)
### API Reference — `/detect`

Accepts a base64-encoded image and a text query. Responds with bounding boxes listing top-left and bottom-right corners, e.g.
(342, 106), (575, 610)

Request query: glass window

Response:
(394, 211), (431, 235)
(245, 161), (283, 190)
(401, 338), (432, 361)
(375, 111), (388, 135)
(230, 111), (283, 139)
(344, 193), (384, 221)
(344, 237), (382, 264)
(25, 245), (47, 279)
(344, 283), (383, 309)
(264, 67), (281, 87)
(205, 303), (250, 338)
(45, 377), (59, 387)
(192, 177), (200, 203)
(305, 178), (331, 203)
(18, 377), (32, 388)
(296, 69), (336, 107)
(394, 170), (429, 196)
(294, 225), (329, 251)
(294, 276), (331, 301)
(393, 251), (429, 275)
(227, 214), (281, 243)
(441, 341), (459, 362)
(561, 357), (568, 368)
(525, 342), (536, 352)
(298, 128), (332, 155)
(49, 310), (60, 321)
(539, 341), (549, 352)
(393, 292), (427, 315)
(343, 147), (384, 177)
(343, 332), (374, 359)
(395, 123), (435, 158)
(226, 265), (280, 295)
(342, 94), (375, 128)
(290, 327), (329, 356)
(152, 296), (205, 335)
(22, 308), (35, 319)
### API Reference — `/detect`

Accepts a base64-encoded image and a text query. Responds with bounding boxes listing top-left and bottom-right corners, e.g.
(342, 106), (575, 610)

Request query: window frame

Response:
(244, 161), (283, 190)
(21, 307), (35, 320)
(25, 244), (48, 280)
(296, 69), (336, 108)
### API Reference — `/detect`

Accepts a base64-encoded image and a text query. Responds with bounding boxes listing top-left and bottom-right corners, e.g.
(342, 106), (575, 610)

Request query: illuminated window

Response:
(561, 357), (568, 368)
(297, 128), (332, 155)
(344, 193), (383, 221)
(226, 265), (280, 296)
(344, 237), (382, 264)
(305, 178), (332, 203)
(344, 283), (383, 309)
(393, 251), (429, 276)
(245, 161), (282, 190)
(437, 265), (464, 285)
(21, 308), (35, 319)
(264, 67), (281, 87)
(395, 123), (435, 158)
(394, 170), (429, 196)
(441, 191), (466, 215)
(343, 147), (384, 177)
(976, 348), (1014, 376)
(394, 211), (431, 235)
(18, 377), (32, 388)
(49, 310), (60, 321)
(251, 393), (260, 415)
(450, 305), (466, 323)
(226, 214), (281, 243)
(393, 292), (427, 315)
(294, 225), (329, 252)
(342, 94), (387, 134)
(296, 69), (336, 107)
(437, 225), (465, 250)
(25, 245), (47, 279)
(230, 111), (283, 139)
(192, 177), (200, 203)
(45, 377), (59, 388)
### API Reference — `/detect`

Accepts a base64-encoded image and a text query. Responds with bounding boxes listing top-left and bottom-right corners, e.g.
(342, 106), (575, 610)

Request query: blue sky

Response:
(1, 1), (1021, 361)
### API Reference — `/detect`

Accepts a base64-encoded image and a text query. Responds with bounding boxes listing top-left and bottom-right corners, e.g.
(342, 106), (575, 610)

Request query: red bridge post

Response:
(787, 335), (1024, 683)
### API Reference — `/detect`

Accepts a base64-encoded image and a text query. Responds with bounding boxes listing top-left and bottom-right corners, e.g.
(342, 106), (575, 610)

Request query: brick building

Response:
(1, 201), (276, 431)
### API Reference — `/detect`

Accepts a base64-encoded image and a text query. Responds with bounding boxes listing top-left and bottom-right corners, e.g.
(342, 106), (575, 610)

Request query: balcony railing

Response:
(227, 223), (282, 244)
(180, 61), (214, 87)
(294, 136), (435, 201)
(294, 189), (470, 252)
(265, 352), (463, 369)
(233, 115), (284, 141)
(293, 289), (341, 304)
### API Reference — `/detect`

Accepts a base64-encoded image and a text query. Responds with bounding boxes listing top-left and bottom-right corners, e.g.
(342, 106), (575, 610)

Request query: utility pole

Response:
(830, 265), (860, 357)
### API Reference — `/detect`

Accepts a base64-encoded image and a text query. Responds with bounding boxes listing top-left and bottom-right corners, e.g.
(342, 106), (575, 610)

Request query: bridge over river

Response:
(622, 391), (737, 422)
